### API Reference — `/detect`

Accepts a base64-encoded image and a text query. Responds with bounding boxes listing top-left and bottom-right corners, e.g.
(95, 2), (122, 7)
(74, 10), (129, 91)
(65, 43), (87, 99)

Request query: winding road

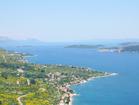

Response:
(17, 94), (27, 105)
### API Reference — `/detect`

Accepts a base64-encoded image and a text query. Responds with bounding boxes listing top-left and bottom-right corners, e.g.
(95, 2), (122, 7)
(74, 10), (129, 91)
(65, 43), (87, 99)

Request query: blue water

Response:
(4, 45), (139, 105)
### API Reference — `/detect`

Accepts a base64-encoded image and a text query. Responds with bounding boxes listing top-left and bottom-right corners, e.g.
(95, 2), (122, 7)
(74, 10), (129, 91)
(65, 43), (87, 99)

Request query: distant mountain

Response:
(120, 42), (139, 46)
(0, 36), (46, 47)
(0, 36), (14, 42)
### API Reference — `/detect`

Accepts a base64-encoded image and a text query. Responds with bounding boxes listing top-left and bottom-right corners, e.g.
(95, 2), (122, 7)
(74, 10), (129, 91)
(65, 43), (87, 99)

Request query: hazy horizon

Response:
(0, 0), (139, 42)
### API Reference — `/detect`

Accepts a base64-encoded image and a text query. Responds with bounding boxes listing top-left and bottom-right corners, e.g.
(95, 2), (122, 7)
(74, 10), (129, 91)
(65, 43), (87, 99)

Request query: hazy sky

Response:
(0, 0), (139, 42)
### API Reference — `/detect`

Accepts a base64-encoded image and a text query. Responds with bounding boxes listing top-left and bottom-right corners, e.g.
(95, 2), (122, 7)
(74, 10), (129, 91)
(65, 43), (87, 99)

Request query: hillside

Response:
(0, 48), (108, 105)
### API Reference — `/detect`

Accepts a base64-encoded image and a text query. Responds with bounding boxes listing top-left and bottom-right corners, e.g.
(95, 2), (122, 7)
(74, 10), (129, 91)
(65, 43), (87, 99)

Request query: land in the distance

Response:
(65, 44), (104, 49)
(66, 42), (139, 53)
(0, 48), (112, 105)
(98, 42), (139, 53)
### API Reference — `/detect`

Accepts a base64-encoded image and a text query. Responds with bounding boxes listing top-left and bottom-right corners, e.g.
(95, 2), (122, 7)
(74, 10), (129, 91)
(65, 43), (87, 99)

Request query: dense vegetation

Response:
(0, 48), (106, 105)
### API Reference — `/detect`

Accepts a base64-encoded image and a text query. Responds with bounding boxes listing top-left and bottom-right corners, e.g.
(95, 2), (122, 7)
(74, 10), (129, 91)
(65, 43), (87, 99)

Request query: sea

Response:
(2, 44), (139, 105)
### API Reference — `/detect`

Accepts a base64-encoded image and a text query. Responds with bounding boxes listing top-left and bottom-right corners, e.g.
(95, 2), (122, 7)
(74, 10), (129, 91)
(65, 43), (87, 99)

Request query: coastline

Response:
(69, 93), (77, 105)
(68, 72), (118, 105)
(12, 50), (118, 105)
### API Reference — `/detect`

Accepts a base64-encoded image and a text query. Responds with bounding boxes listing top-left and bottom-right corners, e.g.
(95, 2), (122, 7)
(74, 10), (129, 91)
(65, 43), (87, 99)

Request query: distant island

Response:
(65, 44), (104, 49)
(98, 42), (139, 53)
(0, 48), (115, 105)
(65, 42), (139, 53)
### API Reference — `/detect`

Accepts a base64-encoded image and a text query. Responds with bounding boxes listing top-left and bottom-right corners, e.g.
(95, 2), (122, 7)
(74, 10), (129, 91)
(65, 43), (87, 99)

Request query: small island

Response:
(65, 44), (104, 49)
(0, 48), (115, 105)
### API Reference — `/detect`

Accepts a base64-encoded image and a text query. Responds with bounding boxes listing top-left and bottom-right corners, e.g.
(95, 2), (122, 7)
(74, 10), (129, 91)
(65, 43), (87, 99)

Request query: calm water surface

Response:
(4, 45), (139, 105)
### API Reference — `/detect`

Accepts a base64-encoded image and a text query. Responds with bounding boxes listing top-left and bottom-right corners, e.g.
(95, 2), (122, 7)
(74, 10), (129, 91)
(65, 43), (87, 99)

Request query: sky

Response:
(0, 0), (139, 42)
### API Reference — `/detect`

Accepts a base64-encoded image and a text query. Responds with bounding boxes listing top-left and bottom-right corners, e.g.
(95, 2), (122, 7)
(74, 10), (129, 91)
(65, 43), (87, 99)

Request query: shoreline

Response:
(13, 50), (118, 105)
(67, 72), (118, 105)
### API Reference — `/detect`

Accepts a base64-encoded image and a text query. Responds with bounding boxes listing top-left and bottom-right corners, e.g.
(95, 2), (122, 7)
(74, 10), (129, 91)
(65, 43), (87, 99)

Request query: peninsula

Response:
(0, 48), (113, 105)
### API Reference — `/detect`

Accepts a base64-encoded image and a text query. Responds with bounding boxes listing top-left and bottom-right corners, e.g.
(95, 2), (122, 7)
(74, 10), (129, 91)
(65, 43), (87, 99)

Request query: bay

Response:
(4, 45), (139, 105)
